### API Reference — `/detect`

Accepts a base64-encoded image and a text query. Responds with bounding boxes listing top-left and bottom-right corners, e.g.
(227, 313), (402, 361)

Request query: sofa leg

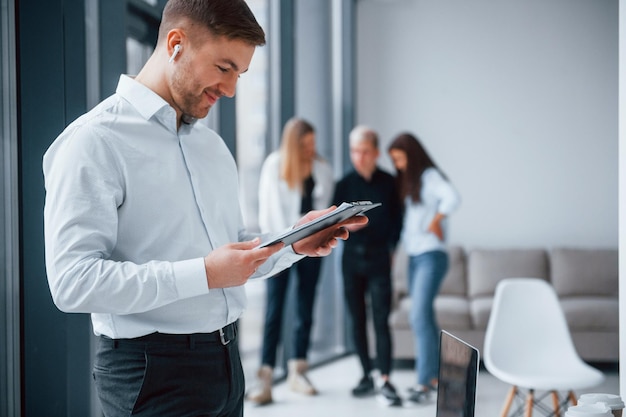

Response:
(501, 386), (517, 417)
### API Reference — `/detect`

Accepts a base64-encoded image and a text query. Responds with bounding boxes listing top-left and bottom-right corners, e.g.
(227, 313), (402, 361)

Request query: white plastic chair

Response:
(483, 278), (605, 417)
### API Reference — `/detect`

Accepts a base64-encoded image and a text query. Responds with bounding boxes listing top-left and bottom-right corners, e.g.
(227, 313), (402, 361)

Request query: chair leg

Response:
(552, 391), (561, 417)
(568, 391), (577, 406)
(501, 386), (517, 417)
(525, 389), (534, 417)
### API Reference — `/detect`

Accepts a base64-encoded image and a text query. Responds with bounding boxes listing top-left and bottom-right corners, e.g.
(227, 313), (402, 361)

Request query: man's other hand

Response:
(292, 206), (369, 257)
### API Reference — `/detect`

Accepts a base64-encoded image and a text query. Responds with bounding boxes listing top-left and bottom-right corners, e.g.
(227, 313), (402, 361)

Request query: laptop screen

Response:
(435, 330), (480, 417)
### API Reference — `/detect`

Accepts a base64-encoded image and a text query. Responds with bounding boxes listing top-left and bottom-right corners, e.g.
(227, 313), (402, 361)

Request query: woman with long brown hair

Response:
(388, 132), (461, 404)
(248, 117), (334, 405)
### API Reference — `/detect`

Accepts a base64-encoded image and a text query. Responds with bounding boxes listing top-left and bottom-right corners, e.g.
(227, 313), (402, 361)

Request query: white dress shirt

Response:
(401, 167), (461, 256)
(258, 151), (334, 233)
(43, 75), (302, 338)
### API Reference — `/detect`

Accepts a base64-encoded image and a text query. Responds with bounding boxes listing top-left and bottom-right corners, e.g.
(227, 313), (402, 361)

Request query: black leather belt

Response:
(102, 322), (237, 348)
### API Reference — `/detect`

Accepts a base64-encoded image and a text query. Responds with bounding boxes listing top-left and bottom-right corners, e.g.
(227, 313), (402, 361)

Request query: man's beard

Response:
(176, 89), (210, 120)
(171, 71), (214, 120)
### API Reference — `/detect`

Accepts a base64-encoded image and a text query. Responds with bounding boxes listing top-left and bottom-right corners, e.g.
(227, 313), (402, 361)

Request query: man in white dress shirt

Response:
(42, 1), (365, 416)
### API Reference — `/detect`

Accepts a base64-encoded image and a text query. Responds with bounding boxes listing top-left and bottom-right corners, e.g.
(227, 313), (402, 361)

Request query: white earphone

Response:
(169, 44), (181, 63)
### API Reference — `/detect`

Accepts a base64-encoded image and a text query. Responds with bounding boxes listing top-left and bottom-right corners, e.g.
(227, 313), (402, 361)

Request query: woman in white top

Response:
(388, 132), (461, 403)
(247, 118), (334, 405)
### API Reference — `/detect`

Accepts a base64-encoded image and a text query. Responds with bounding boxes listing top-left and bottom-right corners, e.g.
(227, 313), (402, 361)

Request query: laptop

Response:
(435, 330), (480, 417)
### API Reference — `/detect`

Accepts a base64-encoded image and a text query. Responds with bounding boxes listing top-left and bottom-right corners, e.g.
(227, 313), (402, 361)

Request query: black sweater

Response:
(332, 167), (403, 253)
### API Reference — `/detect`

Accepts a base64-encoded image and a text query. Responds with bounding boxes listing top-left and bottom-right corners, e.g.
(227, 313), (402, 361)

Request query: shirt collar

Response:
(116, 75), (171, 120)
(115, 75), (201, 131)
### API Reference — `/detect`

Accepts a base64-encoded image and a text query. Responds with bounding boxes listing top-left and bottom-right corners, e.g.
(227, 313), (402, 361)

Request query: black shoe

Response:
(377, 381), (402, 407)
(352, 376), (375, 397)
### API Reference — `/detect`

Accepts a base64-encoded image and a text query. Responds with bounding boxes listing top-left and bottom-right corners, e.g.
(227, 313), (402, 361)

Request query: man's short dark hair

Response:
(159, 0), (266, 46)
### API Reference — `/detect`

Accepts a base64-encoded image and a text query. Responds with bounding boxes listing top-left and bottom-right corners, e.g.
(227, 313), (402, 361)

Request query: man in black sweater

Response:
(333, 126), (403, 406)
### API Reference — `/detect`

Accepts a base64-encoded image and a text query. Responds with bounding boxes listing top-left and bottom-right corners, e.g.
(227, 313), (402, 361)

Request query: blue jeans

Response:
(408, 250), (448, 386)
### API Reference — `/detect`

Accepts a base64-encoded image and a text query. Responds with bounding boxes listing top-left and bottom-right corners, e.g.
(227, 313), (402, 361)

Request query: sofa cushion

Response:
(550, 248), (618, 297)
(391, 245), (409, 299)
(467, 248), (549, 298)
(389, 295), (472, 331)
(436, 295), (472, 330)
(469, 296), (493, 330)
(560, 298), (619, 331)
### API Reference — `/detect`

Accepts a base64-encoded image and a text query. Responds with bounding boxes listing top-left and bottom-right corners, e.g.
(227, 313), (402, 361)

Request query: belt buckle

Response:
(219, 327), (230, 345)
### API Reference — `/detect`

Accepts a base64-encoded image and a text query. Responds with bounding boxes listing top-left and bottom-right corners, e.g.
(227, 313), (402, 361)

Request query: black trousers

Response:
(93, 323), (243, 417)
(342, 247), (393, 377)
(260, 256), (322, 366)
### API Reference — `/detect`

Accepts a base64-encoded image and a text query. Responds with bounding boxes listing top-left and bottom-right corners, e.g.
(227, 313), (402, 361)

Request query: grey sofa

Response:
(389, 245), (619, 362)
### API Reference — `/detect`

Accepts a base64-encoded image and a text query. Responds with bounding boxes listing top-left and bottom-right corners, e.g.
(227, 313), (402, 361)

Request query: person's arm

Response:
(203, 238), (285, 287)
(43, 125), (210, 314)
(240, 205), (369, 280)
(427, 212), (446, 241)
(291, 207), (368, 256)
(387, 174), (403, 248)
(258, 152), (295, 233)
(238, 224), (305, 280)
(426, 169), (461, 241)
(313, 158), (335, 210)
(331, 174), (368, 233)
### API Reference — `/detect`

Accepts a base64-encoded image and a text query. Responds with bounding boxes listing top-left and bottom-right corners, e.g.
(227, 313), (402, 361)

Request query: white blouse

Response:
(258, 151), (335, 234)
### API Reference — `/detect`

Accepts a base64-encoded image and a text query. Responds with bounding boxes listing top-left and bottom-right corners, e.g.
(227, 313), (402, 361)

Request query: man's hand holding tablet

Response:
(259, 201), (380, 256)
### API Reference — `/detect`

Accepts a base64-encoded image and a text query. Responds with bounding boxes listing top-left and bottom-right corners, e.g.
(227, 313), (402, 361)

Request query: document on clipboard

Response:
(257, 201), (381, 248)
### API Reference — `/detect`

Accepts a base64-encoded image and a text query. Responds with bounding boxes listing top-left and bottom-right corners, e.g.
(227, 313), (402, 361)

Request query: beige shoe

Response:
(246, 366), (273, 405)
(287, 359), (317, 395)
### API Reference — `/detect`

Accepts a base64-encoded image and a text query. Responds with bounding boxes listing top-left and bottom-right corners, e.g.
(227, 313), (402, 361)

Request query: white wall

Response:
(356, 0), (618, 249)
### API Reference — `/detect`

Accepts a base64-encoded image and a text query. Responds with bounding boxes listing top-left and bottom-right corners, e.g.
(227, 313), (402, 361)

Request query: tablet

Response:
(257, 201), (381, 248)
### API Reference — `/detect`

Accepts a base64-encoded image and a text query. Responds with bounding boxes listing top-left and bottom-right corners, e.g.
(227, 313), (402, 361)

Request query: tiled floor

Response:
(243, 354), (619, 417)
